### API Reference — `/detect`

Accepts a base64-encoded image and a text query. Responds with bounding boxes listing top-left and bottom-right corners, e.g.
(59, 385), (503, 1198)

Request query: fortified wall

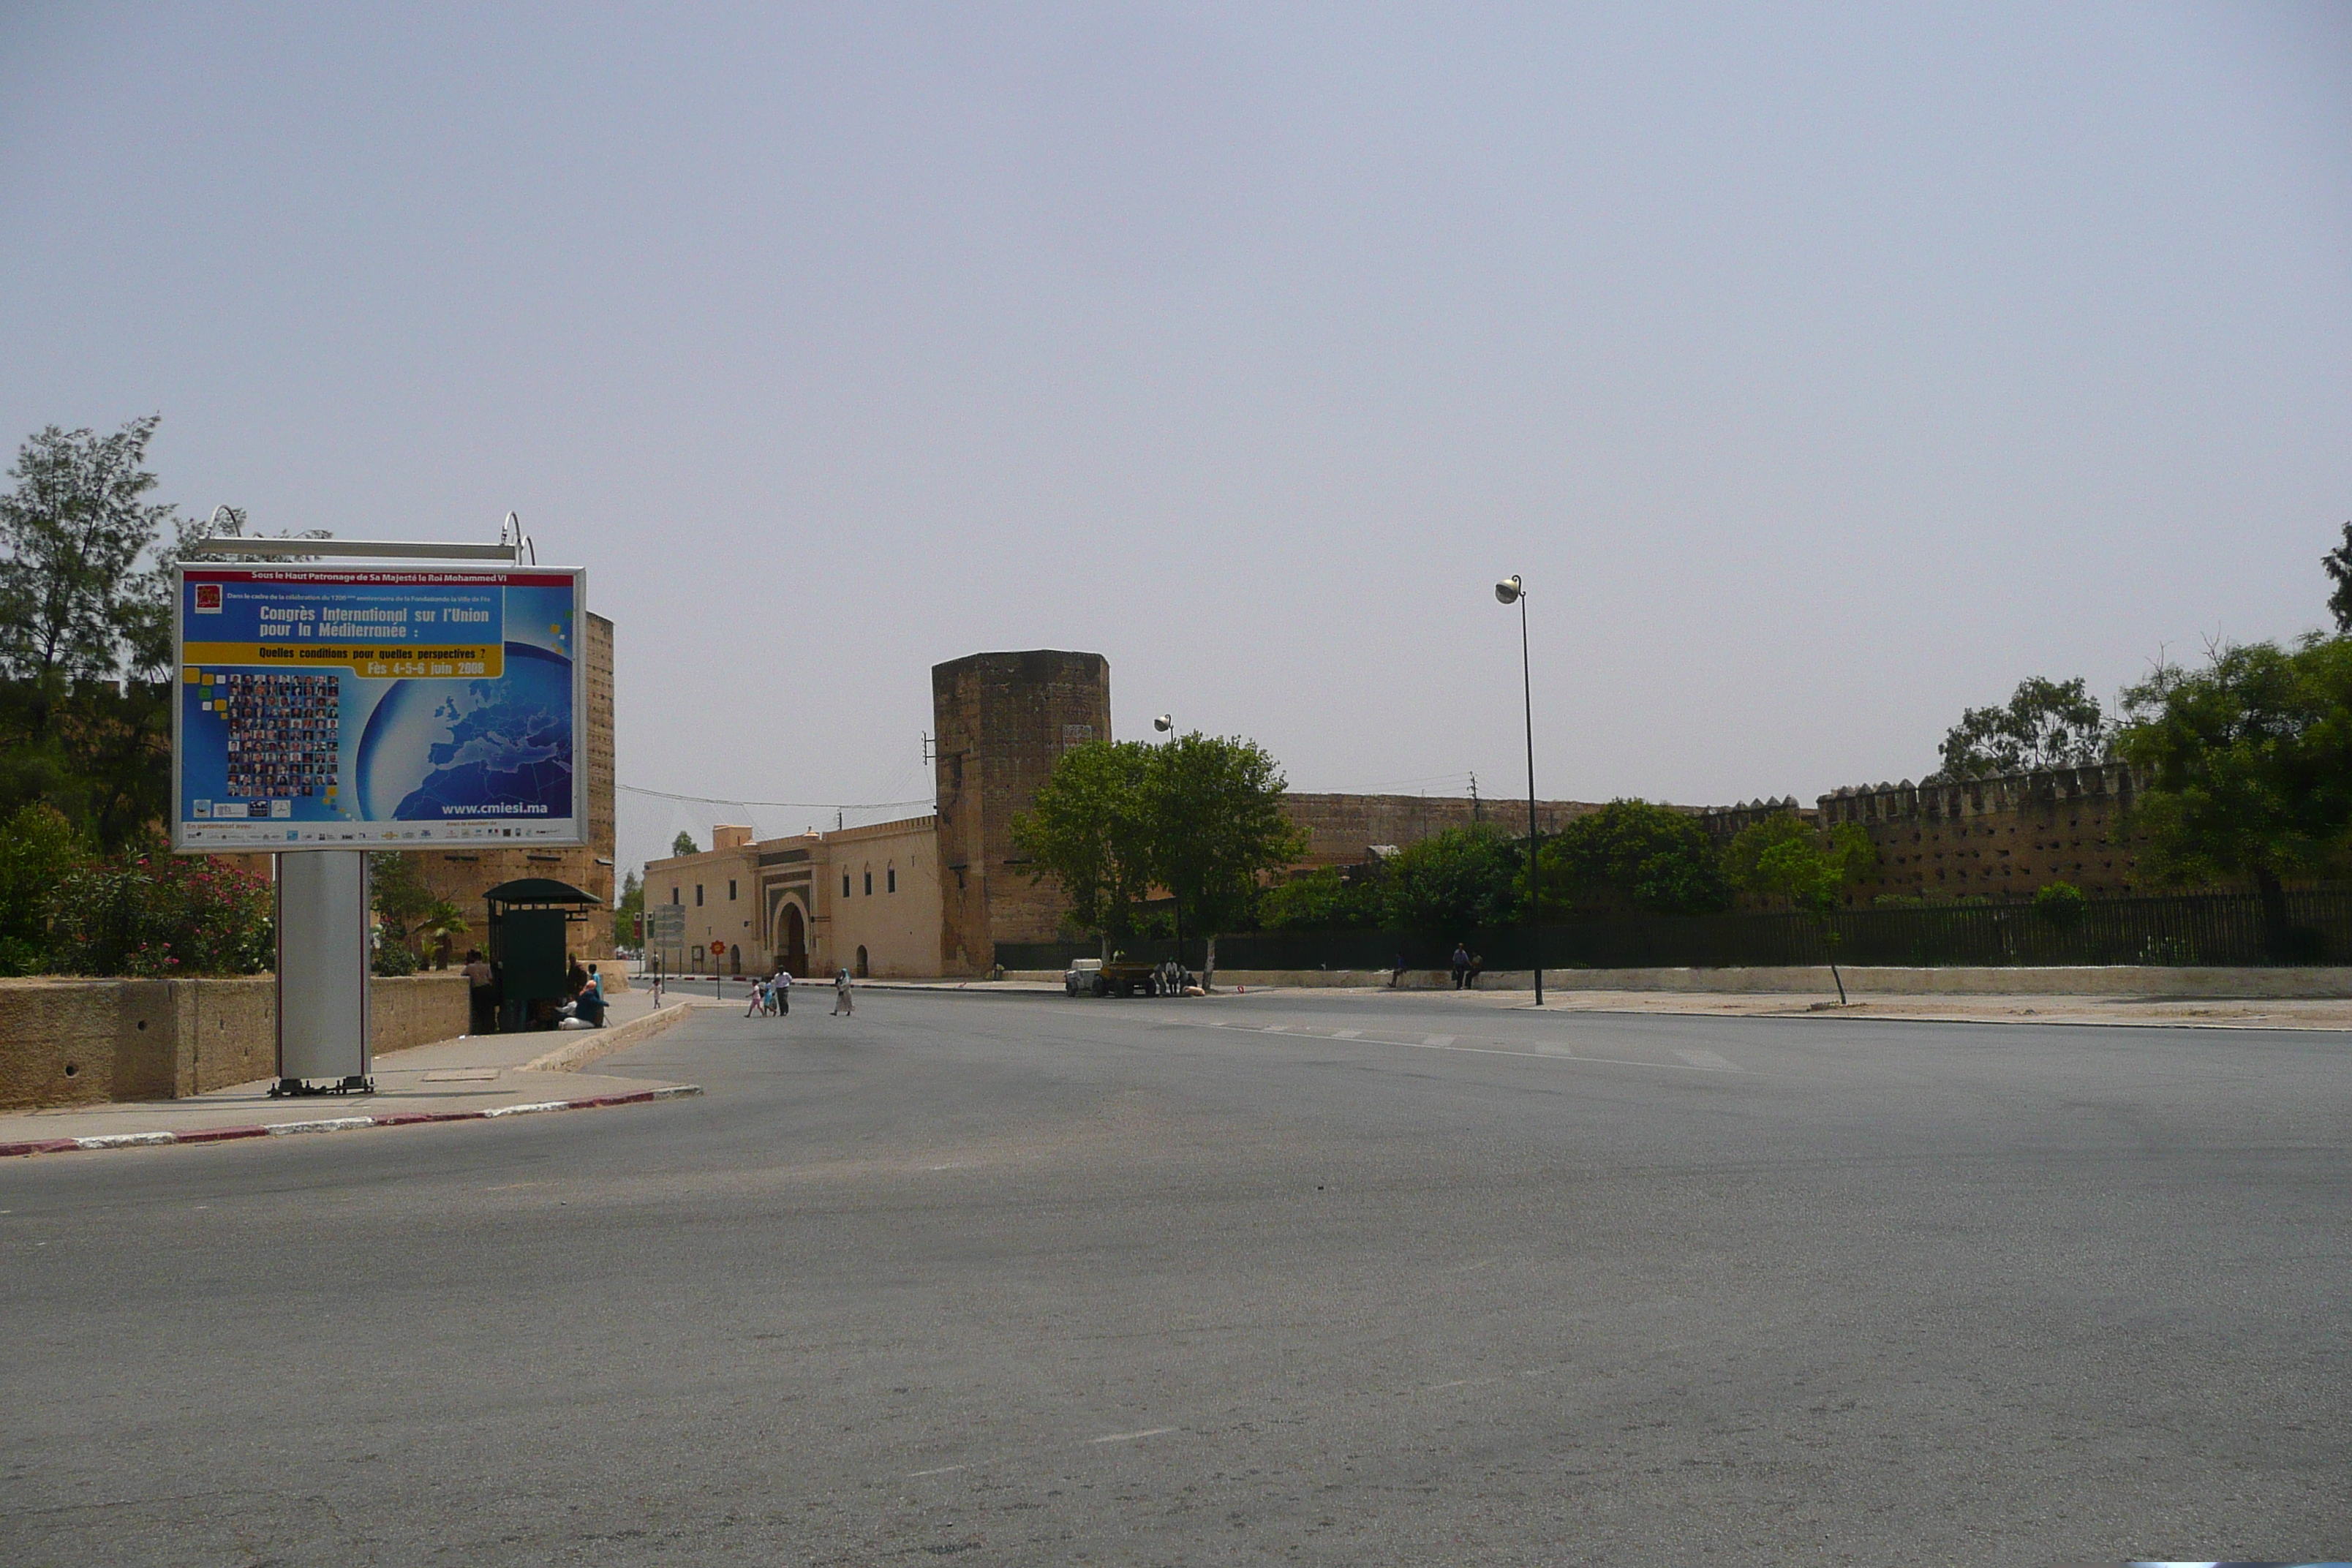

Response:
(1815, 764), (2146, 902)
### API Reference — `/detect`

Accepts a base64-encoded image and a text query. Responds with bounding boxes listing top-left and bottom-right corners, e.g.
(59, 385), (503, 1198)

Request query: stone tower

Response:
(931, 650), (1111, 973)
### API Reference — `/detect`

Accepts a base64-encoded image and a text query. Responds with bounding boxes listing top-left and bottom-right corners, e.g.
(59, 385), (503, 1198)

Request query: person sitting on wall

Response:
(578, 962), (607, 1028)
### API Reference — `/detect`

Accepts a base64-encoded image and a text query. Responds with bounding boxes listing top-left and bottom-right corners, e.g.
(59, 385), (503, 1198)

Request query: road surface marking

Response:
(1090, 1427), (1176, 1444)
(1333, 1028), (1362, 1039)
(1673, 1048), (1741, 1071)
(1423, 1035), (1455, 1047)
(906, 1465), (968, 1477)
(1156, 1019), (1753, 1074)
(1261, 1025), (1289, 1033)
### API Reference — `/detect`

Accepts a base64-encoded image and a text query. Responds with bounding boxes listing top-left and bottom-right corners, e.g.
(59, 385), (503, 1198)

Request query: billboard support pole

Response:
(272, 850), (373, 1097)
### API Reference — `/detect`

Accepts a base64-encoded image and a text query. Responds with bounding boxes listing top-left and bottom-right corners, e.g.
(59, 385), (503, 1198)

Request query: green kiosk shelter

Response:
(483, 878), (602, 1030)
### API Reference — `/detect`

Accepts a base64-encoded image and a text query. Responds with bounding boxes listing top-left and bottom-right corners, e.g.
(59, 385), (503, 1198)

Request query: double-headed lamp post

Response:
(1494, 575), (1543, 1006)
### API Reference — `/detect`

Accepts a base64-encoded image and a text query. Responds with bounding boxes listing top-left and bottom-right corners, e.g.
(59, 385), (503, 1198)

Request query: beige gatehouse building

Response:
(648, 649), (1107, 979)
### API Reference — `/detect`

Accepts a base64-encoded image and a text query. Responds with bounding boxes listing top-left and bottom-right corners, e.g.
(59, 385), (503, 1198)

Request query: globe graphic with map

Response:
(356, 642), (573, 822)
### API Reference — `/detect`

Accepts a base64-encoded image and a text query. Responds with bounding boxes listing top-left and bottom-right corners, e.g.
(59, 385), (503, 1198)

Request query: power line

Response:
(620, 783), (931, 811)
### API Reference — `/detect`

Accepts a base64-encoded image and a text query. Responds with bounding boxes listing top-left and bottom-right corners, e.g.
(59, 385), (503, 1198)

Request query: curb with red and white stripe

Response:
(0, 1084), (702, 1160)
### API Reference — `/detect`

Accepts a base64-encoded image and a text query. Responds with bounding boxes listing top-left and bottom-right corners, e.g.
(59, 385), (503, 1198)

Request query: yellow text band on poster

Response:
(179, 642), (504, 678)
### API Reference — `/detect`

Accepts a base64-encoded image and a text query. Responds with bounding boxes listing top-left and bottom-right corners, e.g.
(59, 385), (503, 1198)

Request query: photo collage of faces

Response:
(206, 671), (343, 804)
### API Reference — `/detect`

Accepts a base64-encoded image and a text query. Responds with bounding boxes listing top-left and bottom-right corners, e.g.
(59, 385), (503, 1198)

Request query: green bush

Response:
(2032, 881), (2089, 928)
(0, 801), (83, 973)
(1539, 800), (1729, 916)
(370, 935), (420, 976)
(1259, 867), (1383, 930)
(43, 843), (274, 976)
(1379, 826), (1523, 935)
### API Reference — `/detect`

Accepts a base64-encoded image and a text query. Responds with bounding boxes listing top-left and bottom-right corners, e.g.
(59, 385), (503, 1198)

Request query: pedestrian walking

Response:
(1451, 943), (1471, 990)
(1466, 952), (1484, 990)
(831, 968), (854, 1016)
(1390, 951), (1406, 990)
(770, 967), (791, 1015)
(744, 978), (767, 1017)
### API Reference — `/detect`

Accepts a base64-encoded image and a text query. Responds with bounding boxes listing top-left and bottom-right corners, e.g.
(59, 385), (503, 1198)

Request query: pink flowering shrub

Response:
(43, 842), (274, 976)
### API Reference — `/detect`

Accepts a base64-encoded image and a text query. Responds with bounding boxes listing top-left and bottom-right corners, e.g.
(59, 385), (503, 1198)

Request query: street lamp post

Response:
(1153, 715), (1183, 980)
(1494, 575), (1543, 1006)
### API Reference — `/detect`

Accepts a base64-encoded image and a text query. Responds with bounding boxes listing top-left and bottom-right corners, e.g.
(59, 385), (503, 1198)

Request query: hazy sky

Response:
(5, 4), (2348, 882)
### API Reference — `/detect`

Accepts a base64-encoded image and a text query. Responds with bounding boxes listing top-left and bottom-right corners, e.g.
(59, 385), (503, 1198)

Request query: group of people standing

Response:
(458, 948), (607, 1030)
(743, 968), (857, 1017)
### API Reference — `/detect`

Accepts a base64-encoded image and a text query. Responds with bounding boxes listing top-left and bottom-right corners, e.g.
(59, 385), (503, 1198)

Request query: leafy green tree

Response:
(1379, 825), (1523, 936)
(2115, 634), (2352, 953)
(1741, 824), (1876, 912)
(1934, 676), (2111, 780)
(0, 801), (83, 973)
(1727, 821), (1876, 1004)
(415, 898), (471, 969)
(369, 851), (437, 962)
(0, 417), (175, 702)
(614, 867), (644, 951)
(1009, 739), (1158, 953)
(1719, 813), (1813, 898)
(1142, 732), (1307, 981)
(2327, 521), (2352, 635)
(1257, 867), (1382, 930)
(0, 419), (181, 848)
(1537, 799), (1728, 916)
(0, 419), (324, 851)
(671, 831), (700, 857)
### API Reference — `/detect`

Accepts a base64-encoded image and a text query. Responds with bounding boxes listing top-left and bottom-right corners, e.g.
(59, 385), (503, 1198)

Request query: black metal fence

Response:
(997, 889), (2352, 973)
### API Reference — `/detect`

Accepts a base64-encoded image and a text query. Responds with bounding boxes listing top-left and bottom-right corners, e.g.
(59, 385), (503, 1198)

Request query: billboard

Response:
(173, 565), (588, 851)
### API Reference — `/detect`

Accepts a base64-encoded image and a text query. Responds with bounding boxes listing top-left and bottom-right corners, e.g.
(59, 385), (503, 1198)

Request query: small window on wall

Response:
(728, 880), (737, 901)
(696, 885), (704, 906)
(886, 868), (897, 893)
(842, 872), (851, 897)
(670, 889), (679, 905)
(864, 871), (872, 896)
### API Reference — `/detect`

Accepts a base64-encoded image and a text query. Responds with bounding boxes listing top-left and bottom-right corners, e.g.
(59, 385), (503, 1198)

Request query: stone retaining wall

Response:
(0, 973), (472, 1110)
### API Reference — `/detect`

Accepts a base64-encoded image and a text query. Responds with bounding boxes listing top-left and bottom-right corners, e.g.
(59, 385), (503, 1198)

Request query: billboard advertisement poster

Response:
(172, 565), (588, 851)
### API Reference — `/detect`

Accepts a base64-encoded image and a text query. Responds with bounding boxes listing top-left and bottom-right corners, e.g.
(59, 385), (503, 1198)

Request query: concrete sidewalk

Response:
(0, 988), (704, 1157)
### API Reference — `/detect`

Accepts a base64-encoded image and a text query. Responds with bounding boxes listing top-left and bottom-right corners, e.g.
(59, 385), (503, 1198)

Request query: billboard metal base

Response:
(268, 1074), (375, 1098)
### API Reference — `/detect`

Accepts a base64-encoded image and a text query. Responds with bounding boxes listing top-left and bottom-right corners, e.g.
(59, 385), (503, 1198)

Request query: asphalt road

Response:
(4, 990), (2347, 1565)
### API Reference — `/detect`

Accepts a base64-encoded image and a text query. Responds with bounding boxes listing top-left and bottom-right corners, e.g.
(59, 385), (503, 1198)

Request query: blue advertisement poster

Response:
(172, 565), (587, 851)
